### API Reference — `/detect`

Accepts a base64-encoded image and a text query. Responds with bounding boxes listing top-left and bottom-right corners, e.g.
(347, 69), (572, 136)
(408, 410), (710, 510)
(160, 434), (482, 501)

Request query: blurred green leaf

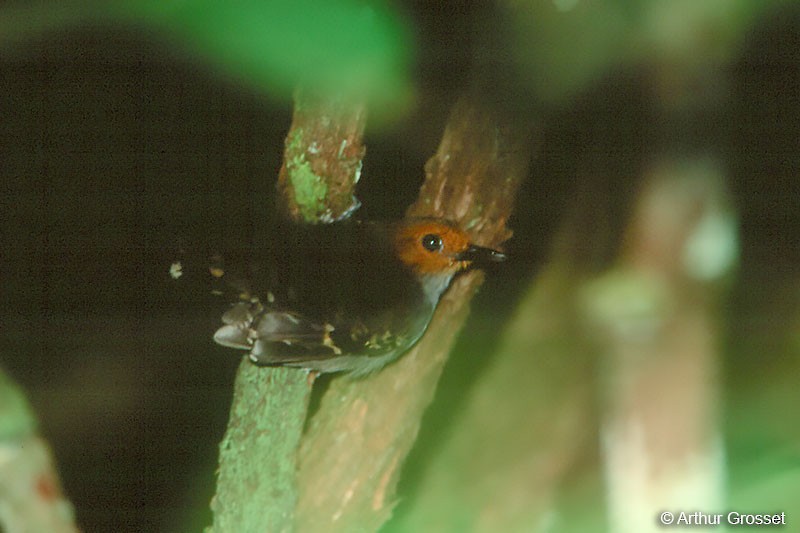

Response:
(0, 368), (37, 440)
(122, 0), (411, 107)
(1, 0), (412, 110)
(504, 0), (780, 106)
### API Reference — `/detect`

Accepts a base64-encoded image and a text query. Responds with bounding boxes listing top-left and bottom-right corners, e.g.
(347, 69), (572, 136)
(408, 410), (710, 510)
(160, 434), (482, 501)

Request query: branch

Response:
(293, 96), (531, 531)
(587, 158), (734, 533)
(208, 89), (365, 531)
(0, 367), (79, 533)
(277, 88), (365, 224)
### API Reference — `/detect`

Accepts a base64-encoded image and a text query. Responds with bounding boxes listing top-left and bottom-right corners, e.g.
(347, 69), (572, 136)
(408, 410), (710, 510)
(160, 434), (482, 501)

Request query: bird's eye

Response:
(421, 233), (443, 252)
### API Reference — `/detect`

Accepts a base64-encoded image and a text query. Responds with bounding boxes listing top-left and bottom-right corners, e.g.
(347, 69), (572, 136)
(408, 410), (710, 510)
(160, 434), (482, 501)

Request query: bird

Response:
(171, 217), (506, 375)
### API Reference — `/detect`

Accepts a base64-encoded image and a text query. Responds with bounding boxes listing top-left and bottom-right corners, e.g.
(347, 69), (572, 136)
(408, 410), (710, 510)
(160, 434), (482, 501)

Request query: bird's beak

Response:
(456, 244), (507, 264)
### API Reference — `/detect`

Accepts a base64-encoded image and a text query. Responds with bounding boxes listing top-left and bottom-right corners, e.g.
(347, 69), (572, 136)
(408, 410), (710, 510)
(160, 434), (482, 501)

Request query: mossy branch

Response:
(293, 96), (530, 531)
(209, 90), (528, 532)
(208, 89), (366, 532)
(277, 87), (366, 224)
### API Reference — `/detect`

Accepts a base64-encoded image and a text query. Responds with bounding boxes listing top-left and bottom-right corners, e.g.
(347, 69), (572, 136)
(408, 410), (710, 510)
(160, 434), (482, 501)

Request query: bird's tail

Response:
(168, 243), (252, 303)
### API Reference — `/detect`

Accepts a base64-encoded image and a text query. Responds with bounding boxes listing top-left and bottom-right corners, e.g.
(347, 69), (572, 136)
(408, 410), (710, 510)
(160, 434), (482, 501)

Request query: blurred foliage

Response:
(1, 0), (799, 531)
(0, 368), (37, 440)
(502, 0), (780, 106)
(0, 0), (412, 113)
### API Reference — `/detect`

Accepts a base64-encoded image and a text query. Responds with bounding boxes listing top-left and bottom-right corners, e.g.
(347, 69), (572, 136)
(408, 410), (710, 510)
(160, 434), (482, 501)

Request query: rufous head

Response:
(393, 218), (506, 276)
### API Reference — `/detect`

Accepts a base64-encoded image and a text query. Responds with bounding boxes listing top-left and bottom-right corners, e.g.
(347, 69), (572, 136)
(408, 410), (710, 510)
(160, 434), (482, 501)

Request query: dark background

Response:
(1, 3), (798, 531)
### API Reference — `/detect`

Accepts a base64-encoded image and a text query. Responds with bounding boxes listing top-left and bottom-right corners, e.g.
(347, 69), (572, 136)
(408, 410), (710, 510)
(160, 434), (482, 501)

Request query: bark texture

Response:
(208, 89), (365, 532)
(276, 88), (366, 224)
(293, 97), (530, 532)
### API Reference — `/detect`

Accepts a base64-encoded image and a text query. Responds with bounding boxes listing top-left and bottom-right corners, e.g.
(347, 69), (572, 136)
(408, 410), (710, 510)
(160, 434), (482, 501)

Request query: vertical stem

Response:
(0, 369), (79, 533)
(210, 366), (313, 532)
(599, 59), (737, 531)
(277, 88), (366, 224)
(588, 157), (736, 532)
(208, 89), (367, 531)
